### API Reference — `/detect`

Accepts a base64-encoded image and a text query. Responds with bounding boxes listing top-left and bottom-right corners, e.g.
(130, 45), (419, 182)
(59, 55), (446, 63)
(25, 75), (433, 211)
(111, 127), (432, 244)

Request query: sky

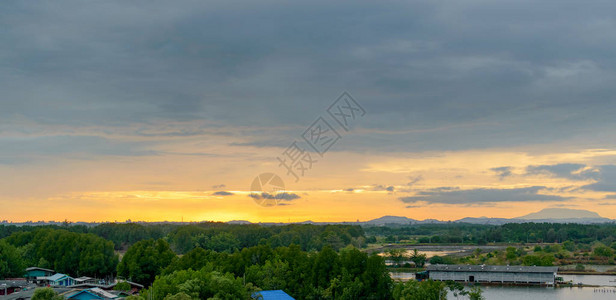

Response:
(1, 0), (616, 222)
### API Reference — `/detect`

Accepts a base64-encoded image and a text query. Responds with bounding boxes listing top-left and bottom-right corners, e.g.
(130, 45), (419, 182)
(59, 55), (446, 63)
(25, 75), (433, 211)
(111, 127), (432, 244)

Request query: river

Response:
(449, 286), (616, 300)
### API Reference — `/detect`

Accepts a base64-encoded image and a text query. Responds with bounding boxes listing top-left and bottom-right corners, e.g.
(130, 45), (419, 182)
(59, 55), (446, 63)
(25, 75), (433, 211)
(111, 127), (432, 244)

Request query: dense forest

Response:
(0, 222), (392, 299)
(5, 221), (616, 299)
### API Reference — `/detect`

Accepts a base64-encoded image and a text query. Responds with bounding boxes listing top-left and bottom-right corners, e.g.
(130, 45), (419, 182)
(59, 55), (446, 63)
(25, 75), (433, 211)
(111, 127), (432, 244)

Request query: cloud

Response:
(526, 164), (599, 180)
(407, 175), (423, 186)
(371, 185), (395, 192)
(405, 204), (423, 208)
(399, 186), (569, 205)
(212, 191), (233, 196)
(212, 184), (226, 189)
(491, 166), (513, 180)
(606, 194), (616, 199)
(583, 165), (616, 192)
(248, 192), (301, 201)
(2, 0), (616, 160)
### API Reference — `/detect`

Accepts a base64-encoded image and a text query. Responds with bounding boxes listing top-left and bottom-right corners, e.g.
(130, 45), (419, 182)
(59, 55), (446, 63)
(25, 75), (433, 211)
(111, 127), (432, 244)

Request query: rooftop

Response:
(252, 290), (295, 300)
(25, 267), (54, 273)
(65, 287), (118, 299)
(74, 276), (94, 282)
(45, 273), (72, 282)
(0, 280), (28, 288)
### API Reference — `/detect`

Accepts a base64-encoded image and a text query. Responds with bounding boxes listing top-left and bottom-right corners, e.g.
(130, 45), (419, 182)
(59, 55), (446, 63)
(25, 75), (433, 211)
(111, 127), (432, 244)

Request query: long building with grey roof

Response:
(426, 264), (558, 285)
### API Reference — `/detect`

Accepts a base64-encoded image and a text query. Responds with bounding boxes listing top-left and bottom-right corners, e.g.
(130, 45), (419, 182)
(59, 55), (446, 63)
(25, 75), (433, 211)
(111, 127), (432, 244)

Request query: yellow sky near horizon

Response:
(3, 144), (616, 223)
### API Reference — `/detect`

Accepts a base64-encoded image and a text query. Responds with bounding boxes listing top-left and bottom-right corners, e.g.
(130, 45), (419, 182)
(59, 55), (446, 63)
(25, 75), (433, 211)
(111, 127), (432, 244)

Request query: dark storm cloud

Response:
(583, 165), (616, 192)
(0, 135), (159, 164)
(399, 186), (569, 205)
(2, 0), (616, 161)
(491, 167), (513, 180)
(525, 164), (600, 181)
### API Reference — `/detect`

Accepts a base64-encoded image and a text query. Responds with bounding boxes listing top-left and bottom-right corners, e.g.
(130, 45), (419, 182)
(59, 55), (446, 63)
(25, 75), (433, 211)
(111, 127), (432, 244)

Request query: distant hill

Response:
(516, 208), (603, 220)
(7, 208), (611, 228)
(360, 208), (612, 226)
(455, 217), (517, 225)
(364, 215), (417, 225)
(227, 220), (252, 225)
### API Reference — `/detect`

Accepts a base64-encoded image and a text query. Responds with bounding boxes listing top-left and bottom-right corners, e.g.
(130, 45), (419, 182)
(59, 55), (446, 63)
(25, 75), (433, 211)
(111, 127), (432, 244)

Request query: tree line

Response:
(0, 223), (364, 280)
(366, 222), (616, 245)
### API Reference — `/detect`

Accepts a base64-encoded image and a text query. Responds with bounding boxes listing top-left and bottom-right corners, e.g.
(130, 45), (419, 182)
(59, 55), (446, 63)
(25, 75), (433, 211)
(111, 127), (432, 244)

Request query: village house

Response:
(42, 273), (75, 287)
(0, 280), (29, 296)
(24, 267), (54, 284)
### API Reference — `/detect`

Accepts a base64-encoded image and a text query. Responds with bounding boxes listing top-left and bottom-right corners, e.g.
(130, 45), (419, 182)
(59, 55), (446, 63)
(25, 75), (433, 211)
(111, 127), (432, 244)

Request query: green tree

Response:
(142, 268), (251, 300)
(429, 255), (454, 265)
(114, 281), (132, 291)
(164, 247), (216, 275)
(207, 233), (241, 253)
(563, 240), (576, 252)
(31, 288), (65, 300)
(312, 246), (340, 289)
(387, 249), (406, 267)
(594, 245), (614, 257)
(522, 254), (554, 266)
(410, 249), (427, 267)
(117, 239), (177, 286)
(164, 292), (193, 300)
(245, 259), (290, 291)
(505, 247), (517, 260)
(4, 229), (117, 277)
(0, 240), (25, 279)
(468, 285), (485, 300)
(392, 280), (446, 300)
(362, 254), (392, 299)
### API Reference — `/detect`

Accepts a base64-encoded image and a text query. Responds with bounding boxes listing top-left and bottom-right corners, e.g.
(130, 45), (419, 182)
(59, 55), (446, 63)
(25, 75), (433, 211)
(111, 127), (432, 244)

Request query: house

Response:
(0, 288), (36, 300)
(251, 290), (295, 300)
(43, 273), (75, 287)
(0, 279), (28, 295)
(426, 264), (559, 285)
(65, 287), (119, 299)
(24, 267), (54, 284)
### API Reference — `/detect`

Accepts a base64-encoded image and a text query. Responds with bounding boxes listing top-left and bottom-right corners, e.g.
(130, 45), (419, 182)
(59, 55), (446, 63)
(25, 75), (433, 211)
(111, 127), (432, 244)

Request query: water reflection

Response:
(451, 286), (616, 300)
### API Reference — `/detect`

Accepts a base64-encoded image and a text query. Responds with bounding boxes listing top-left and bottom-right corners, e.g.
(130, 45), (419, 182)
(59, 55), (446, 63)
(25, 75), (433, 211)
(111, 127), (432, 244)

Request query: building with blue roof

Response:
(251, 290), (295, 300)
(43, 273), (75, 286)
(65, 287), (119, 299)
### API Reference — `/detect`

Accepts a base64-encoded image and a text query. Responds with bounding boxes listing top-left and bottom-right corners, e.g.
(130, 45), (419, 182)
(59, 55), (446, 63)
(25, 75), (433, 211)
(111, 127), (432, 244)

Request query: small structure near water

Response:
(426, 264), (558, 286)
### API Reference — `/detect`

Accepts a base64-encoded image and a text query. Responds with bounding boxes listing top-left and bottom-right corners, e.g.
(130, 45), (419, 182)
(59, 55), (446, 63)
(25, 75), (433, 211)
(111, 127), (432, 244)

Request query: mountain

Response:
(361, 208), (612, 226)
(455, 217), (518, 225)
(516, 208), (603, 220)
(364, 215), (418, 225)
